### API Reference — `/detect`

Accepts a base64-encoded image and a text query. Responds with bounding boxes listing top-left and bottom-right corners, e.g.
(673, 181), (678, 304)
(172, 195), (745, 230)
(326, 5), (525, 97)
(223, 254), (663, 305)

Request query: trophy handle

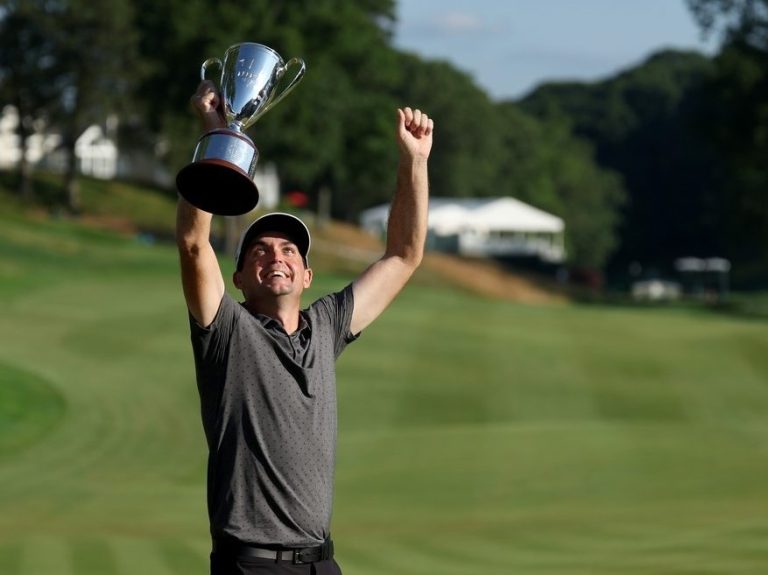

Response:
(255, 57), (306, 119)
(200, 57), (223, 82)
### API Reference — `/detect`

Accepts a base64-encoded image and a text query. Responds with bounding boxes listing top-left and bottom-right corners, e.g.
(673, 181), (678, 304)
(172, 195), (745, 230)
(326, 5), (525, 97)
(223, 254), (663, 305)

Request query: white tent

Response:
(360, 196), (566, 262)
(429, 197), (564, 234)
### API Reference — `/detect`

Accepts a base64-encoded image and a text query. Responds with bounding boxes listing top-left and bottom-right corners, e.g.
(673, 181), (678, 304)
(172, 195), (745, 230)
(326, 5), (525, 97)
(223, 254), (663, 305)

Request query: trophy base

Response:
(176, 160), (260, 216)
(176, 128), (261, 216)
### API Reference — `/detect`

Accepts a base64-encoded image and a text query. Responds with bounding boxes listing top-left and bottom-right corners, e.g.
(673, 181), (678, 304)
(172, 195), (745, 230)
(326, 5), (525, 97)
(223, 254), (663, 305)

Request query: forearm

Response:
(385, 155), (429, 267)
(348, 107), (432, 334)
(175, 194), (225, 325)
(174, 80), (228, 326)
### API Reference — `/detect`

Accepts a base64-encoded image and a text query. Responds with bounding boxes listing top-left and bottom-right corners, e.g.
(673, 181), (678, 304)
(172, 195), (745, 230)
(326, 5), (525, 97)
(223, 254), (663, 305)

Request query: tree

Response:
(256, 0), (402, 220)
(381, 50), (625, 270)
(48, 0), (140, 213)
(521, 50), (721, 278)
(495, 103), (625, 270)
(390, 52), (504, 200)
(129, 0), (401, 220)
(0, 2), (145, 212)
(0, 1), (60, 200)
(687, 0), (768, 285)
(687, 0), (768, 50)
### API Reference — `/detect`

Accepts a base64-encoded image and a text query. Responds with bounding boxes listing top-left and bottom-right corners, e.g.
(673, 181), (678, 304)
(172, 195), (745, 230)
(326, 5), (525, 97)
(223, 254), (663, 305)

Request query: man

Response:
(176, 80), (433, 575)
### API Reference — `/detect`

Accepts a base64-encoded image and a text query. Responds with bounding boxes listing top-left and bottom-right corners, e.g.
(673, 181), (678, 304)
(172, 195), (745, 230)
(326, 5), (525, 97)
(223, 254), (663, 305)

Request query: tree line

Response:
(0, 0), (765, 286)
(521, 0), (768, 287)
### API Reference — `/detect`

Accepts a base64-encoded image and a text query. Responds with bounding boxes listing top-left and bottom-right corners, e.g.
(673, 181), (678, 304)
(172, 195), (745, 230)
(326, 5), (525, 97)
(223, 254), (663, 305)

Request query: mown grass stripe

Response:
(0, 362), (66, 457)
(156, 538), (208, 575)
(71, 537), (118, 575)
(112, 537), (172, 575)
(2, 208), (768, 574)
(0, 541), (22, 575)
(20, 535), (72, 575)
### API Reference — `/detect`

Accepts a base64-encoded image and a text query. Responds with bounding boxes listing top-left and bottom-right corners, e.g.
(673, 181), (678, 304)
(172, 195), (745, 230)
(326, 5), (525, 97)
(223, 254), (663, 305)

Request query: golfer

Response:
(176, 80), (433, 575)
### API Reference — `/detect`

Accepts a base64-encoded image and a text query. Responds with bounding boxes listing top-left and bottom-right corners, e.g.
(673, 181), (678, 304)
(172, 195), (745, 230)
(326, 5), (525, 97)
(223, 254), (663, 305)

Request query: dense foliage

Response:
(687, 0), (768, 286)
(521, 51), (719, 280)
(0, 1), (766, 281)
(517, 2), (768, 286)
(0, 0), (625, 270)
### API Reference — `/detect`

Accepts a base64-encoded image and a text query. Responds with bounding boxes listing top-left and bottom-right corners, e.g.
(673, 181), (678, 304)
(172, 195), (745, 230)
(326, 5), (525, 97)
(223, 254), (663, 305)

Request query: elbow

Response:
(388, 247), (423, 271)
(404, 240), (425, 268)
(175, 230), (193, 251)
(383, 231), (426, 271)
(407, 250), (424, 269)
(176, 231), (205, 258)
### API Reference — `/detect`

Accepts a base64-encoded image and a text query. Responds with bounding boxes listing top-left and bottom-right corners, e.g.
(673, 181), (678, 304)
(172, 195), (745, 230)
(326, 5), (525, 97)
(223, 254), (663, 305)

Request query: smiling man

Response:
(176, 80), (433, 575)
(232, 214), (314, 332)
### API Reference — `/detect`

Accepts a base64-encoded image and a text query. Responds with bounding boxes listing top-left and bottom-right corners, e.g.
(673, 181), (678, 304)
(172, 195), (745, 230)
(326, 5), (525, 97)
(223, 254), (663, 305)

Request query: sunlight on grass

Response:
(1, 190), (768, 574)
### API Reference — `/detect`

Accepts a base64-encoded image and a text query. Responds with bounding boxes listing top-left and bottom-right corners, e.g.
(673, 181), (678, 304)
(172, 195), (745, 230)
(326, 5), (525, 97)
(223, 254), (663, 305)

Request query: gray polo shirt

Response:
(189, 285), (358, 547)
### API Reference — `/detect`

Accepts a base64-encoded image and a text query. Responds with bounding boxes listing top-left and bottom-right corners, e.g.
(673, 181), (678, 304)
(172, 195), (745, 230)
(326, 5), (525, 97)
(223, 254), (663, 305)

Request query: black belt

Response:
(212, 537), (334, 565)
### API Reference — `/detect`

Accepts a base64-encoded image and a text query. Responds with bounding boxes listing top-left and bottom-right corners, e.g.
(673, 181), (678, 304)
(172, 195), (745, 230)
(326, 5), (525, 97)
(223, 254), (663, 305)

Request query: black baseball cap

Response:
(234, 212), (311, 270)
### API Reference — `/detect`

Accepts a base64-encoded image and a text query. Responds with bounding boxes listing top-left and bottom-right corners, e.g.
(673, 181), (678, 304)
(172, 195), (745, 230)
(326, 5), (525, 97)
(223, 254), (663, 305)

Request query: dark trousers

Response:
(210, 553), (343, 575)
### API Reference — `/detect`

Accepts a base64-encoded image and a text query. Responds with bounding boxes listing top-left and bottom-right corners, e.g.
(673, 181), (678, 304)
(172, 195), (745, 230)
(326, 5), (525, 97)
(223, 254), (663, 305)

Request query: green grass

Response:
(1, 205), (768, 574)
(0, 361), (66, 457)
(0, 170), (179, 235)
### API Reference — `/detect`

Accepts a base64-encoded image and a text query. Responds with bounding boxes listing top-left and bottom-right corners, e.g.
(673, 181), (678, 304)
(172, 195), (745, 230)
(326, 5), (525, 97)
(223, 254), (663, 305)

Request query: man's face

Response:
(234, 232), (312, 300)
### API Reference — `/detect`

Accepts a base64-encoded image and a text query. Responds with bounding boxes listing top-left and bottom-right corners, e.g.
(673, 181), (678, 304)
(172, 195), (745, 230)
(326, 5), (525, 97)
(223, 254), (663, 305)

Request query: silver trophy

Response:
(176, 43), (306, 215)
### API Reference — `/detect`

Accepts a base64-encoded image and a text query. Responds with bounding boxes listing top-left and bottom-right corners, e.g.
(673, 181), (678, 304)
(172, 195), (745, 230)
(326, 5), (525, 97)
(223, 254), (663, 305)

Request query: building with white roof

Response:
(361, 196), (566, 263)
(0, 105), (280, 208)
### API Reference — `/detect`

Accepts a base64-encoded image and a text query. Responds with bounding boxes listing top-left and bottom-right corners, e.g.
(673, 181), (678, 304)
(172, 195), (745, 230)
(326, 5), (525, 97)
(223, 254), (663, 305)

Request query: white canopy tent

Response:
(360, 196), (566, 262)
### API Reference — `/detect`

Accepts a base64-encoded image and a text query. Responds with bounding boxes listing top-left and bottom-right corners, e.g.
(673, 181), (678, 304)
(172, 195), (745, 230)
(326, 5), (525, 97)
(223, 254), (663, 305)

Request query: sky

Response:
(393, 0), (720, 101)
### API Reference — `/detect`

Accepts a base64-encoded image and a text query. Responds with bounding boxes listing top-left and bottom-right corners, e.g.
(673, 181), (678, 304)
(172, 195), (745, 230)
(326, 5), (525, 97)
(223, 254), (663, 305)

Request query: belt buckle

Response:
(291, 541), (329, 565)
(292, 549), (305, 565)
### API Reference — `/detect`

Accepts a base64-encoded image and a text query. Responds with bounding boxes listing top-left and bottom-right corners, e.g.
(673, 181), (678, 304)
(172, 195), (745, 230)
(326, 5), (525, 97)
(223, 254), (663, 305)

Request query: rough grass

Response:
(1, 189), (768, 574)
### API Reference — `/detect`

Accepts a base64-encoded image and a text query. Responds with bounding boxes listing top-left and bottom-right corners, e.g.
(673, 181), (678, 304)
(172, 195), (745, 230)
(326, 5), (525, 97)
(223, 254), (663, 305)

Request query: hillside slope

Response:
(312, 220), (568, 304)
(0, 176), (567, 304)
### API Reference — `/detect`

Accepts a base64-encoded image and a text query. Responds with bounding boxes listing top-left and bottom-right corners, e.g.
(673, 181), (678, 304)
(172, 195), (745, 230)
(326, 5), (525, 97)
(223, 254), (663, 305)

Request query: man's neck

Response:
(245, 298), (302, 334)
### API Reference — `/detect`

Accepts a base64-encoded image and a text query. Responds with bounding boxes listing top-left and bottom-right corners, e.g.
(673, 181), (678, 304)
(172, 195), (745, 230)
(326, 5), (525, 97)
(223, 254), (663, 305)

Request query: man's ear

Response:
(303, 267), (313, 289)
(233, 270), (242, 289)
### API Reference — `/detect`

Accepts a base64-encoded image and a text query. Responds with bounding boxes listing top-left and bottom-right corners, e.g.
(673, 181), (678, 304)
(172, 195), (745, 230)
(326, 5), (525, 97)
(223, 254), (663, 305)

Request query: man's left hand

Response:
(397, 107), (434, 160)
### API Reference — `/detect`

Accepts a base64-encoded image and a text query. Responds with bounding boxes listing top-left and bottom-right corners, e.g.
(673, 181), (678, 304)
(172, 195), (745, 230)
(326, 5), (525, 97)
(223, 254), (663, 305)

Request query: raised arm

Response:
(350, 107), (434, 334)
(176, 81), (227, 327)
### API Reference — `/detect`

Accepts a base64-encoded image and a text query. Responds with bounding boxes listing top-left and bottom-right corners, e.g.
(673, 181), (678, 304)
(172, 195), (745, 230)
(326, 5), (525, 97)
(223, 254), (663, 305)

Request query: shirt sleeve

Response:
(189, 292), (238, 368)
(310, 283), (360, 359)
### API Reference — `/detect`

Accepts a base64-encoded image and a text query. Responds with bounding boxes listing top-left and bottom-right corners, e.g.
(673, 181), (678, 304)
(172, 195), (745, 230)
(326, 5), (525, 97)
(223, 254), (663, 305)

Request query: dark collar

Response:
(248, 307), (311, 337)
